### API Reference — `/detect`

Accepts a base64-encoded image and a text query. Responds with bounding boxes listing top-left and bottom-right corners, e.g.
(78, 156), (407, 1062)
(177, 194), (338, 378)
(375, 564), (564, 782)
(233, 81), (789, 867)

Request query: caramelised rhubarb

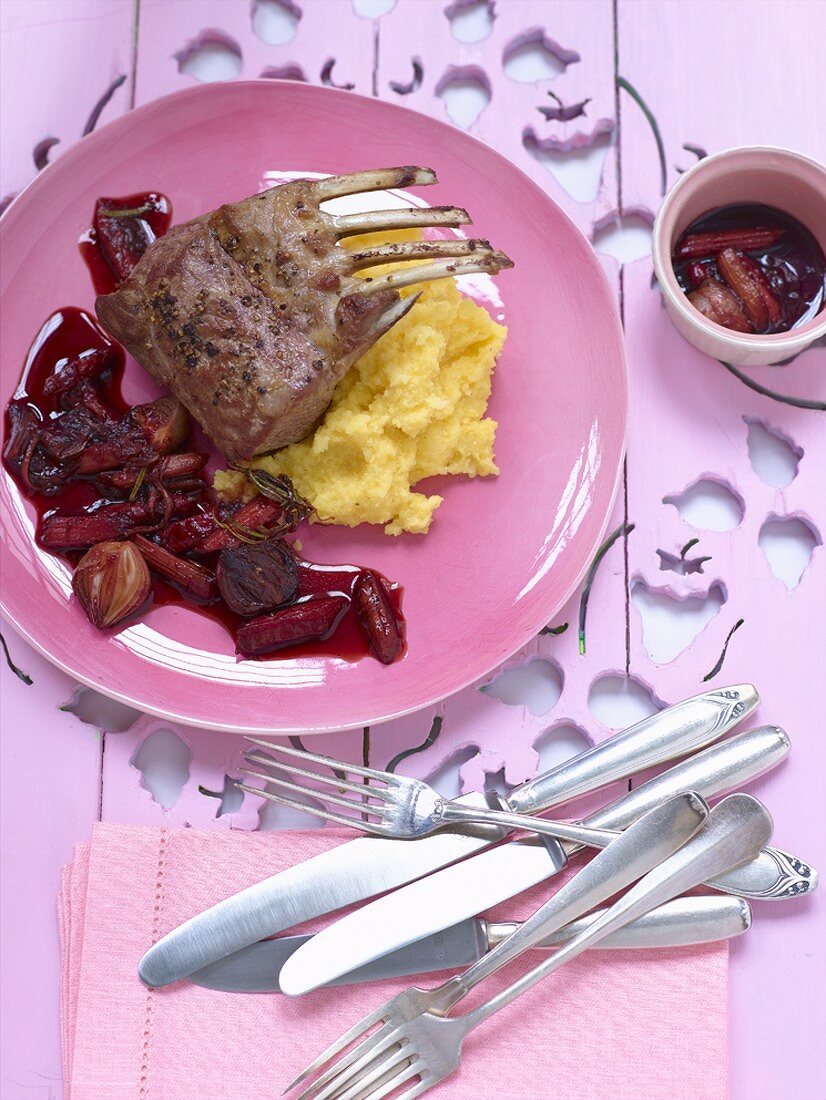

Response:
(716, 249), (780, 330)
(93, 195), (171, 284)
(673, 204), (826, 334)
(132, 535), (217, 602)
(353, 570), (405, 664)
(675, 227), (784, 261)
(236, 595), (350, 656)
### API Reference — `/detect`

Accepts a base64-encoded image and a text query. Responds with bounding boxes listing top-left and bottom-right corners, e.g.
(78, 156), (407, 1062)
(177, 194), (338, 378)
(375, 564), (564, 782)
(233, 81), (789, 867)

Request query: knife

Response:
(189, 894), (752, 992)
(278, 724), (808, 994)
(139, 685), (756, 987)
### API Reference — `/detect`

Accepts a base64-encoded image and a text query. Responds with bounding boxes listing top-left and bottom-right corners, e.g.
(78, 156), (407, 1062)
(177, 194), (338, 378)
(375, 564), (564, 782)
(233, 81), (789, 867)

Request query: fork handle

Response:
(434, 792), (709, 1012)
(440, 803), (618, 849)
(505, 686), (756, 815)
(464, 794), (771, 1030)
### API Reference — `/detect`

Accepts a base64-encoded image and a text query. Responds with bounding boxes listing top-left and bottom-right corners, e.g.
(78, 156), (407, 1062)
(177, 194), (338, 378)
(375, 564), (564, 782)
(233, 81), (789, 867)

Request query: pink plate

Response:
(0, 81), (626, 735)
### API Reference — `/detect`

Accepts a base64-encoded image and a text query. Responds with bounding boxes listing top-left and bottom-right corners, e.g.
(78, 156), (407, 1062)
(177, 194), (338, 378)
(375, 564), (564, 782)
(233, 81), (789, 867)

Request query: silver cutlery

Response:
(240, 741), (624, 846)
(287, 794), (772, 1100)
(277, 725), (807, 995)
(139, 685), (757, 987)
(189, 893), (751, 993)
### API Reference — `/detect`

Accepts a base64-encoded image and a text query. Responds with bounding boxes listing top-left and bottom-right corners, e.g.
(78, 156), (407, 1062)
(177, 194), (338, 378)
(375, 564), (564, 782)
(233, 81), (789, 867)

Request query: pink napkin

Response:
(59, 824), (729, 1100)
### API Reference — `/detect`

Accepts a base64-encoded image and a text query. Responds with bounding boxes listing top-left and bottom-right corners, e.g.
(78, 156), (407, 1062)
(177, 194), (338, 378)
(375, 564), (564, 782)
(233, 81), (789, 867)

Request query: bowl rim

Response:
(652, 144), (826, 349)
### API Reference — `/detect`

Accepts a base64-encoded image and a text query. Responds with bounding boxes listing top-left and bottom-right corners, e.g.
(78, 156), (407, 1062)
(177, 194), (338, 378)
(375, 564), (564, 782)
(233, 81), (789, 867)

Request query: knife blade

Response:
(139, 684), (757, 987)
(189, 895), (751, 992)
(277, 724), (793, 995)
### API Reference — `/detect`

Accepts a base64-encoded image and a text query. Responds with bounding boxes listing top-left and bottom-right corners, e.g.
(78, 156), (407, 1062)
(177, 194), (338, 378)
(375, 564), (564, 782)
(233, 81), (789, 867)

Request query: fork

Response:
(238, 740), (621, 849)
(287, 792), (771, 1100)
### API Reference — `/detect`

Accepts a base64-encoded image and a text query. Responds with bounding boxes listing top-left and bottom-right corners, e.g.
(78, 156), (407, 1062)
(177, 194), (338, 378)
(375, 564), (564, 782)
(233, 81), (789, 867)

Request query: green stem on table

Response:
(703, 618), (745, 682)
(1, 632), (33, 685)
(617, 76), (667, 196)
(386, 715), (443, 774)
(579, 522), (635, 655)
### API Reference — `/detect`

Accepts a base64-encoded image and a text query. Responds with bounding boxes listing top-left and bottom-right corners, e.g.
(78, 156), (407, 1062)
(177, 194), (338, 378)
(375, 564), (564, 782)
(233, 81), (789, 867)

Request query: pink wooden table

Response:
(1, 2), (824, 1097)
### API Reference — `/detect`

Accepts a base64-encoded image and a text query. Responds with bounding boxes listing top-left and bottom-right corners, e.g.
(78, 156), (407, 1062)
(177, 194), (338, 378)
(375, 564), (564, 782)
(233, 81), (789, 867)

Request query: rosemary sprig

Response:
(245, 469), (314, 516)
(128, 466), (147, 502)
(213, 515), (270, 544)
(579, 522), (635, 655)
(98, 203), (155, 219)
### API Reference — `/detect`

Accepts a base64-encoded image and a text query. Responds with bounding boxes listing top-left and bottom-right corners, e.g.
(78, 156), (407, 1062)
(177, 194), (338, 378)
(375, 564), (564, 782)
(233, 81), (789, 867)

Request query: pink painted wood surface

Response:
(1, 2), (824, 1099)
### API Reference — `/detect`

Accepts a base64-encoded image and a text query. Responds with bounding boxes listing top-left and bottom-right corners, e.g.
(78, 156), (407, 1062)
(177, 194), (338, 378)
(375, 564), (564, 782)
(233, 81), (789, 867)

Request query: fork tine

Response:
(294, 1028), (395, 1100)
(345, 1059), (421, 1100)
(238, 768), (385, 820)
(243, 751), (392, 801)
(286, 1000), (404, 1095)
(234, 785), (382, 832)
(332, 1046), (417, 1100)
(393, 1077), (433, 1100)
(301, 1031), (406, 1100)
(245, 739), (395, 784)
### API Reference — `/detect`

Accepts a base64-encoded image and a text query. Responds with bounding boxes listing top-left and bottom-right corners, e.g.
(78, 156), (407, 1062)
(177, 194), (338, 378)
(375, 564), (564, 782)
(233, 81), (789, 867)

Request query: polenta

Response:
(215, 267), (506, 535)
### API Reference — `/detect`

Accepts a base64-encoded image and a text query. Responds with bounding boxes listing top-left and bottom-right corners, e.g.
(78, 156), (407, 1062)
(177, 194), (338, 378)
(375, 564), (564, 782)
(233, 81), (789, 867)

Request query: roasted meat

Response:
(95, 167), (513, 461)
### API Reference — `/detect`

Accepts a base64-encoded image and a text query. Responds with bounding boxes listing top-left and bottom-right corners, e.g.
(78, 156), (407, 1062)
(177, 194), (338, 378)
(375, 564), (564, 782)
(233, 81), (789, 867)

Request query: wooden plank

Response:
(0, 2), (136, 1093)
(0, 0), (134, 203)
(617, 3), (826, 1097)
(0, 627), (103, 1100)
(133, 0), (376, 104)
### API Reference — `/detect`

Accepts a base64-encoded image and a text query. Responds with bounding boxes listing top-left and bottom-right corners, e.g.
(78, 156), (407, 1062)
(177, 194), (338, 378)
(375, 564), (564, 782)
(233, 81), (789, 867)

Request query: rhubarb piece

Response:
(194, 496), (286, 553)
(72, 541), (151, 629)
(353, 570), (405, 664)
(42, 347), (114, 400)
(675, 227), (784, 260)
(687, 277), (753, 333)
(59, 378), (114, 420)
(94, 197), (156, 283)
(236, 595), (349, 655)
(217, 539), (299, 617)
(159, 511), (219, 554)
(132, 534), (217, 601)
(95, 452), (207, 495)
(131, 396), (190, 454)
(39, 501), (152, 548)
(717, 248), (782, 330)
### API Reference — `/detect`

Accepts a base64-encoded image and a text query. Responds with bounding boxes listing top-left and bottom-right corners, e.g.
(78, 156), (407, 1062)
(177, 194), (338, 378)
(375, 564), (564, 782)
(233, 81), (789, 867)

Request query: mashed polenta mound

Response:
(215, 251), (506, 535)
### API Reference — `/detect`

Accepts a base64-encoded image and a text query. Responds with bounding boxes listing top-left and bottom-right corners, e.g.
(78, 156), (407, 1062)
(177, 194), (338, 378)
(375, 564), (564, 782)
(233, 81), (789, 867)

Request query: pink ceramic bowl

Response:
(652, 146), (826, 366)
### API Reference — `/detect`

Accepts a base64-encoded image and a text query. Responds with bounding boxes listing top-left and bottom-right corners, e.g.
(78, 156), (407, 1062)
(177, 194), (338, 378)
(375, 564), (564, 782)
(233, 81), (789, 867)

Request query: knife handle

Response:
(442, 793), (709, 1003)
(486, 893), (752, 950)
(578, 725), (788, 835)
(506, 685), (757, 816)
